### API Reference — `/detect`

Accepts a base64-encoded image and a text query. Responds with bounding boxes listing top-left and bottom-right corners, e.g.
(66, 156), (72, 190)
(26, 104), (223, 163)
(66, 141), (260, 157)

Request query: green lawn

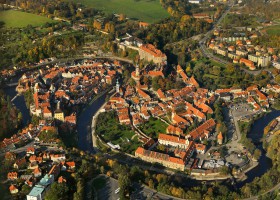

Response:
(96, 111), (141, 154)
(139, 117), (168, 138)
(70, 0), (169, 23)
(0, 10), (53, 28)
(265, 25), (280, 36)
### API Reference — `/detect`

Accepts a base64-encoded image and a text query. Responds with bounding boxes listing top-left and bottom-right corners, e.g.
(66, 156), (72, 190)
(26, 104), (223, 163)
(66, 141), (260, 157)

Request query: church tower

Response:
(116, 79), (120, 93)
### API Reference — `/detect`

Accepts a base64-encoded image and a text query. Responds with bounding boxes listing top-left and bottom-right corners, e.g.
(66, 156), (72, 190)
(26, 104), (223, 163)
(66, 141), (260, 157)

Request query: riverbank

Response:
(91, 89), (116, 152)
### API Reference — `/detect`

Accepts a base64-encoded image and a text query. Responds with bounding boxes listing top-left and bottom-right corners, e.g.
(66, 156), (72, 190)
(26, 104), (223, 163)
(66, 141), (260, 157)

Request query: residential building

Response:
(135, 147), (185, 171)
(189, 0), (201, 3)
(248, 54), (259, 63)
(216, 48), (227, 57)
(236, 49), (248, 57)
(195, 143), (206, 154)
(7, 172), (18, 180)
(257, 56), (271, 67)
(187, 119), (216, 140)
(158, 133), (189, 149)
(228, 52), (238, 59)
(240, 58), (256, 70)
(9, 185), (18, 194)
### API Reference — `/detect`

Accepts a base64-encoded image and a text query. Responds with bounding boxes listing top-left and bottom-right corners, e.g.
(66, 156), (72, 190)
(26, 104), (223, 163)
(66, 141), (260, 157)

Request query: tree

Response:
(148, 179), (154, 189)
(275, 75), (280, 84)
(152, 76), (160, 91)
(21, 184), (31, 195)
(128, 78), (136, 87)
(253, 149), (261, 160)
(219, 166), (230, 175)
(118, 173), (131, 199)
(45, 182), (69, 200)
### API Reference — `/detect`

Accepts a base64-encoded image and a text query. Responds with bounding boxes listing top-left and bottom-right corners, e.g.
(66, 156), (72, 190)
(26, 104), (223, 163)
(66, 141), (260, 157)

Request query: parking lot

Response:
(225, 153), (247, 167)
(93, 175), (120, 200)
(230, 103), (255, 119)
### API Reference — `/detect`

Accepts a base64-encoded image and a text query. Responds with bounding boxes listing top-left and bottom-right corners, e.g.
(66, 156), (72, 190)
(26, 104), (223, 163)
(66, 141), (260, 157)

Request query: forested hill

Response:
(0, 91), (22, 140)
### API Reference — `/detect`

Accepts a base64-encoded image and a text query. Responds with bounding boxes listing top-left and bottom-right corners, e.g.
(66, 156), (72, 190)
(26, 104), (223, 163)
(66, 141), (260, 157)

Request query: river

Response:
(3, 75), (280, 188)
(76, 92), (107, 153)
(238, 109), (280, 186)
(3, 82), (31, 126)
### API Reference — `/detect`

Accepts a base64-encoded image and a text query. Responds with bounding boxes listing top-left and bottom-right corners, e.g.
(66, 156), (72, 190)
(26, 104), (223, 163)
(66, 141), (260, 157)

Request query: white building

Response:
(257, 56), (271, 67)
(26, 185), (45, 200)
(158, 133), (189, 149)
(189, 0), (201, 3)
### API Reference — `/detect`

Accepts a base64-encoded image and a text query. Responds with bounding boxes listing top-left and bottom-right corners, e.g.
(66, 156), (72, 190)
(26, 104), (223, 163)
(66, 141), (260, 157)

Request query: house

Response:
(7, 172), (18, 180)
(42, 107), (52, 119)
(156, 89), (167, 101)
(33, 168), (42, 178)
(27, 185), (45, 200)
(5, 152), (16, 161)
(166, 125), (183, 135)
(219, 93), (232, 102)
(240, 58), (256, 70)
(9, 185), (18, 194)
(29, 155), (37, 163)
(25, 177), (35, 187)
(27, 147), (35, 155)
(66, 161), (76, 170)
(188, 119), (216, 140)
(13, 157), (26, 169)
(195, 143), (206, 154)
(139, 22), (149, 29)
(58, 176), (67, 184)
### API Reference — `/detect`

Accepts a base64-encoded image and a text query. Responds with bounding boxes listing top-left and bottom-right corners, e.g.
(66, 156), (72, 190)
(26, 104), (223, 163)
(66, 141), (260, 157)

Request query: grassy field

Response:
(96, 111), (141, 154)
(265, 25), (280, 36)
(139, 117), (168, 138)
(0, 10), (53, 28)
(71, 0), (169, 23)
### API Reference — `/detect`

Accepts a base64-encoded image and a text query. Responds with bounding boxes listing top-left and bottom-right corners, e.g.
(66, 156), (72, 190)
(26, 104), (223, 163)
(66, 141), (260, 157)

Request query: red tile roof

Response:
(188, 119), (216, 139)
(140, 44), (166, 58)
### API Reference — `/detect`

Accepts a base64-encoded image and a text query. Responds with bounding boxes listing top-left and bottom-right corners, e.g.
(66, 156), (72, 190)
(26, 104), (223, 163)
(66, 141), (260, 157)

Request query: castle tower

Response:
(136, 64), (140, 77)
(217, 132), (223, 145)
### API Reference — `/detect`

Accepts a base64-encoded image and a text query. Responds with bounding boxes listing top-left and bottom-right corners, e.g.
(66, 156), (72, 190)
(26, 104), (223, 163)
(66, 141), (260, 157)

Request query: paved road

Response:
(243, 182), (280, 200)
(0, 141), (60, 157)
(132, 183), (186, 200)
(92, 175), (186, 200)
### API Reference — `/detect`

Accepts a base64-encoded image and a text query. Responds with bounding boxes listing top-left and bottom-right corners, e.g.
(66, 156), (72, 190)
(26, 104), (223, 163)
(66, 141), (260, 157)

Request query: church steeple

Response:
(116, 79), (120, 93)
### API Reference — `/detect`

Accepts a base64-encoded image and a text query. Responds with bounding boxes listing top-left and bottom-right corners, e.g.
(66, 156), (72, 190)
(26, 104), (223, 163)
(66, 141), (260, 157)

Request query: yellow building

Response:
(54, 102), (64, 122)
